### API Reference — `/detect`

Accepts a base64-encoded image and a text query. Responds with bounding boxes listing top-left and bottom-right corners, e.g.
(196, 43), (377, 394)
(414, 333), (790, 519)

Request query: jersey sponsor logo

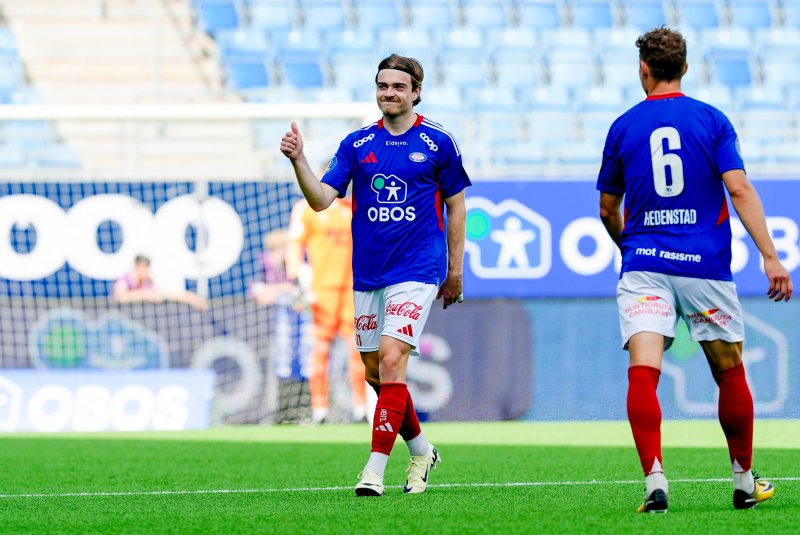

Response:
(385, 300), (422, 320)
(687, 308), (732, 326)
(643, 209), (697, 226)
(368, 174), (416, 222)
(386, 140), (408, 146)
(623, 297), (672, 318)
(419, 133), (438, 151)
(355, 314), (378, 331)
(353, 133), (375, 148)
(409, 152), (427, 163)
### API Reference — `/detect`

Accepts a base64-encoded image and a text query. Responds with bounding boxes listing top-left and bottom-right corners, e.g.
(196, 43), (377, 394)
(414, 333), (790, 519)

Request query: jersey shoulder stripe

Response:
(421, 118), (461, 156)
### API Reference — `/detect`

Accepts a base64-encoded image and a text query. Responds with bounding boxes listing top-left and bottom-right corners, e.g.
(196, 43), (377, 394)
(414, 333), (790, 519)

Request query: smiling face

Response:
(376, 68), (420, 119)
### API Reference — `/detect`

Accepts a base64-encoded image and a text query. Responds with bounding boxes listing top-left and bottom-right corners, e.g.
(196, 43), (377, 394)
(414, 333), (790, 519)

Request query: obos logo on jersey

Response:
(464, 197), (552, 279)
(368, 174), (415, 222)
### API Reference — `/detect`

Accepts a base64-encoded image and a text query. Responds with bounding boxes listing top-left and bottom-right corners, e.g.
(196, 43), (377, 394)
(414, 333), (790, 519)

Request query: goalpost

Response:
(0, 102), (376, 429)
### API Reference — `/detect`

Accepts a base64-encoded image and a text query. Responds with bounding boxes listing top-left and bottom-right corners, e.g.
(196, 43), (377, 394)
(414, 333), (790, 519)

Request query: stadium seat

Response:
(327, 29), (376, 56)
(708, 48), (753, 88)
(462, 0), (510, 30)
(419, 85), (463, 113)
(701, 27), (753, 51)
(729, 0), (774, 29)
(580, 110), (620, 141)
(693, 83), (735, 111)
(624, 0), (669, 30)
(495, 58), (543, 91)
(225, 58), (270, 89)
(555, 140), (604, 165)
(540, 27), (593, 54)
(736, 86), (785, 110)
(491, 142), (550, 166)
(408, 0), (454, 31)
(675, 0), (721, 29)
(275, 29), (325, 56)
(760, 58), (800, 89)
(575, 85), (626, 111)
(464, 87), (518, 113)
(441, 60), (490, 87)
(216, 29), (270, 60)
(442, 27), (486, 56)
(195, 0), (240, 34)
(572, 0), (616, 30)
(249, 2), (296, 30)
(517, 0), (563, 29)
(331, 61), (377, 93)
(283, 59), (325, 88)
(353, 0), (401, 31)
(301, 0), (348, 31)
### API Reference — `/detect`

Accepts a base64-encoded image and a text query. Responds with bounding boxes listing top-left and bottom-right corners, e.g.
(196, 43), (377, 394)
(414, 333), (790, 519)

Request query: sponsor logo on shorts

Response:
(687, 308), (732, 326)
(624, 296), (672, 318)
(355, 314), (378, 331)
(385, 300), (422, 320)
(409, 152), (427, 162)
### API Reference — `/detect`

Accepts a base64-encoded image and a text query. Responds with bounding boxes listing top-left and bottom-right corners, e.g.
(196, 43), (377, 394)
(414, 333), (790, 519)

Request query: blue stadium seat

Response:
(763, 142), (800, 164)
(418, 85), (463, 113)
(442, 27), (486, 57)
(492, 142), (550, 166)
(760, 58), (800, 89)
(225, 58), (270, 89)
(700, 27), (753, 51)
(327, 29), (376, 56)
(249, 2), (295, 30)
(216, 29), (270, 60)
(710, 57), (752, 88)
(729, 0), (774, 29)
(736, 86), (785, 110)
(283, 58), (325, 88)
(464, 87), (518, 113)
(547, 56), (597, 89)
(693, 83), (735, 110)
(540, 27), (593, 54)
(575, 85), (626, 111)
(330, 60), (377, 93)
(572, 0), (616, 30)
(517, 0), (563, 29)
(625, 0), (669, 30)
(353, 0), (401, 31)
(408, 0), (454, 31)
(555, 140), (604, 165)
(495, 58), (542, 91)
(675, 0), (720, 29)
(275, 29), (324, 56)
(301, 0), (348, 31)
(441, 60), (489, 86)
(462, 0), (510, 30)
(195, 0), (240, 34)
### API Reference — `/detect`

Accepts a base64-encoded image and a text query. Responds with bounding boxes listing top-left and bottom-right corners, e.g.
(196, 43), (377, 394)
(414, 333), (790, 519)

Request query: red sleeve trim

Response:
(414, 114), (424, 127)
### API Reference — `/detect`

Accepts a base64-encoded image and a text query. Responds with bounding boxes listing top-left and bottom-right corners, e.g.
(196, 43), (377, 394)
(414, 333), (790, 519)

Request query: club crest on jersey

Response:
(409, 152), (427, 163)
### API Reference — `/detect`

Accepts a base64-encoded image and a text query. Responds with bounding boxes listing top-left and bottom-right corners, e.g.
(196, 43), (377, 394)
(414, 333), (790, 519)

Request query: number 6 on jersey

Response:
(650, 126), (684, 197)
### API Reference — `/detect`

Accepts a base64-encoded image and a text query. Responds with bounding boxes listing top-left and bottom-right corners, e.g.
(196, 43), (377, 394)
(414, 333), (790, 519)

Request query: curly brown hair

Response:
(635, 27), (687, 82)
(375, 54), (424, 106)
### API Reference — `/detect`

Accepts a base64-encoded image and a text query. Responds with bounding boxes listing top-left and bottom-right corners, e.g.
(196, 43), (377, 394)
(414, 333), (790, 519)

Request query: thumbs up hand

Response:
(280, 121), (304, 161)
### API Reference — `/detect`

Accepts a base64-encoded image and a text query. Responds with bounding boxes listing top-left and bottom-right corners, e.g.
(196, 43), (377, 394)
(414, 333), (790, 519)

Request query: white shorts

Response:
(617, 271), (745, 350)
(353, 281), (437, 352)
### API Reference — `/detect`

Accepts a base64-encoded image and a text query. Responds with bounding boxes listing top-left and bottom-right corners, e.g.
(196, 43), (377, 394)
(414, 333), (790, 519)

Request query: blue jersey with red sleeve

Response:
(597, 93), (745, 281)
(321, 114), (471, 291)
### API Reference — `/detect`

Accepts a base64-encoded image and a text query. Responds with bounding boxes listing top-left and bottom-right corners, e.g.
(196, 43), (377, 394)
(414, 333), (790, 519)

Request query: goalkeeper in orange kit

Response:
(287, 197), (368, 423)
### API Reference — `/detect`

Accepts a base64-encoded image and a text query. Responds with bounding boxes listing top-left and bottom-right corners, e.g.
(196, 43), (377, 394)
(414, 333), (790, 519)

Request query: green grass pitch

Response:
(1, 420), (798, 534)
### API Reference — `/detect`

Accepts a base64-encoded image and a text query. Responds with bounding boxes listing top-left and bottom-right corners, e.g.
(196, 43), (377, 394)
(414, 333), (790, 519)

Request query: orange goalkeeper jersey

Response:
(288, 199), (353, 292)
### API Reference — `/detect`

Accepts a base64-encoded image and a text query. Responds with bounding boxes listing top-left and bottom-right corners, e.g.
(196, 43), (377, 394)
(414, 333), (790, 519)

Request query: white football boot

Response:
(355, 469), (385, 497)
(403, 444), (441, 494)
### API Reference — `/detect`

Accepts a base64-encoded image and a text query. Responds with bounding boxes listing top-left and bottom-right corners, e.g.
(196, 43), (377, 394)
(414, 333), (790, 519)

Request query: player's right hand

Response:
(764, 256), (792, 302)
(280, 122), (304, 161)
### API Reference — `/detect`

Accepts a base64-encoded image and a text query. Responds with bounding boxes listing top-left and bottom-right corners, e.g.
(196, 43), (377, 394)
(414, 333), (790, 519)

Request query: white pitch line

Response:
(1, 477), (799, 499)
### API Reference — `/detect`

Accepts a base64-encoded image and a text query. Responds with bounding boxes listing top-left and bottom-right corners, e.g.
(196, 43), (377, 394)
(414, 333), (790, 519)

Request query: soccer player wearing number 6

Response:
(597, 27), (792, 513)
(280, 54), (471, 496)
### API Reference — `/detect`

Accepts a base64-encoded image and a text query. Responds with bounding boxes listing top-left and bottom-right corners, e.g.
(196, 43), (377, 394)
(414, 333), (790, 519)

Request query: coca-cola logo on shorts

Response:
(355, 314), (377, 331)
(385, 300), (422, 320)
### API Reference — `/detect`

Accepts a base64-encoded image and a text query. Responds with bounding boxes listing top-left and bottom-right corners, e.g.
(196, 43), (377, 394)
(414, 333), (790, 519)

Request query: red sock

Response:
(371, 383), (407, 455)
(399, 389), (421, 442)
(714, 363), (753, 472)
(627, 365), (663, 475)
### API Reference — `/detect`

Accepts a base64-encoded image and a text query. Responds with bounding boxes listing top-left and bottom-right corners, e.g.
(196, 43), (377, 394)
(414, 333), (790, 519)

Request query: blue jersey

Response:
(322, 115), (471, 291)
(597, 93), (744, 281)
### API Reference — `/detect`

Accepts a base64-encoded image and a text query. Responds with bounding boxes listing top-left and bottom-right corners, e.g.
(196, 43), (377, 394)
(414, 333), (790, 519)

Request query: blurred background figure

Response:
(250, 229), (313, 423)
(113, 254), (208, 311)
(287, 197), (368, 424)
